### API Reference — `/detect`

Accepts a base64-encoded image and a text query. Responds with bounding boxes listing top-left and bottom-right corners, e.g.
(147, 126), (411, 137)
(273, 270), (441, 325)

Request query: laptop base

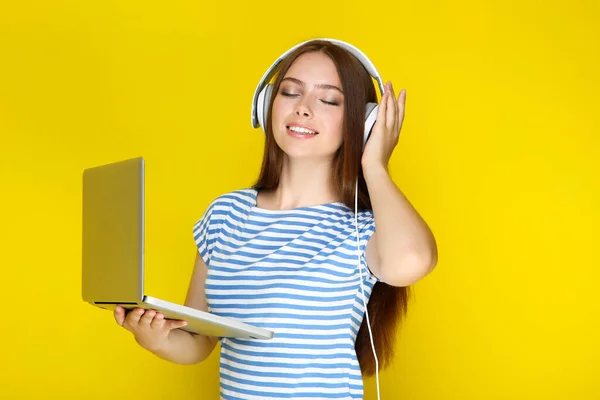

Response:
(92, 296), (274, 340)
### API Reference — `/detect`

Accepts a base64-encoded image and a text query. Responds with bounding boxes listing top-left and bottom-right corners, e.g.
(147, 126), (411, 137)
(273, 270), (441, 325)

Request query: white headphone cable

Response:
(355, 178), (381, 400)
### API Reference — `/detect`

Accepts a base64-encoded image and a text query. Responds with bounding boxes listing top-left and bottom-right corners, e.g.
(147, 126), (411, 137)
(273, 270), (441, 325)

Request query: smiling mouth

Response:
(286, 125), (319, 135)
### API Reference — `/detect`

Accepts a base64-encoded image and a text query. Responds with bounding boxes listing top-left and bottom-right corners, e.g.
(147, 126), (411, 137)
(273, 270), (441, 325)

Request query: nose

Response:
(295, 99), (312, 118)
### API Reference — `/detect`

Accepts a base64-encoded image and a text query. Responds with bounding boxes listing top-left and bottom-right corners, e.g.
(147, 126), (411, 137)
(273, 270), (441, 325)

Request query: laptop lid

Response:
(82, 157), (145, 305)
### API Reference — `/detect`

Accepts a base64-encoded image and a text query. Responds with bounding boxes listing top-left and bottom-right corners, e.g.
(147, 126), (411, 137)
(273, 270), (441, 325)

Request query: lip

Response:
(286, 121), (319, 134)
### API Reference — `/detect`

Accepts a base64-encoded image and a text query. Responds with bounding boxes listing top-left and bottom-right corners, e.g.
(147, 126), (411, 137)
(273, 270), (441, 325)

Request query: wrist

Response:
(361, 162), (389, 181)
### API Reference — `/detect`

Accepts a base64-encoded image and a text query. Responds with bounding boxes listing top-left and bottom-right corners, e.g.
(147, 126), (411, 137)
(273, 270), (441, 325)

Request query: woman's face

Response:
(271, 51), (345, 161)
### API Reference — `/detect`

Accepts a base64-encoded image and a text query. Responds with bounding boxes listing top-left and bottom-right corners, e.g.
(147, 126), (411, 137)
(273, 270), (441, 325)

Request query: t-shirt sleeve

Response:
(192, 200), (217, 265)
(358, 211), (380, 283)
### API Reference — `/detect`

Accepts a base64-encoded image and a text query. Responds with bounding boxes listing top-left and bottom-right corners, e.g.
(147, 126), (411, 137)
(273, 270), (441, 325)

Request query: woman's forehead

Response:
(284, 52), (341, 87)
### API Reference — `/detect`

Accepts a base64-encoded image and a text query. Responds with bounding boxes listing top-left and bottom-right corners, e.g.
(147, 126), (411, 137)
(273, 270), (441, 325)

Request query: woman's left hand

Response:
(361, 81), (406, 171)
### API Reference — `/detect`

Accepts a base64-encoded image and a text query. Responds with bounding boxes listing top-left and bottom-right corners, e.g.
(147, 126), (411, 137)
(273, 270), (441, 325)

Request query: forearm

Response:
(150, 330), (215, 365)
(363, 164), (437, 277)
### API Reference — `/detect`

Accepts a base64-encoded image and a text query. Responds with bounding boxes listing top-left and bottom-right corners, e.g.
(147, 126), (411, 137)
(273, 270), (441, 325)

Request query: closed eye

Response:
(280, 91), (339, 106)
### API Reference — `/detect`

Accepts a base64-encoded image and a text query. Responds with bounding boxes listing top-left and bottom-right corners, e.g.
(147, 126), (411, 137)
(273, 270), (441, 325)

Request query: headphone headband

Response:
(251, 38), (386, 129)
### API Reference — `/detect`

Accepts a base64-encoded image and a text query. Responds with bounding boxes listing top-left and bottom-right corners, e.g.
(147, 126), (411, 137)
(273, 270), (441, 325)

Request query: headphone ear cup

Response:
(257, 84), (274, 134)
(363, 102), (378, 150)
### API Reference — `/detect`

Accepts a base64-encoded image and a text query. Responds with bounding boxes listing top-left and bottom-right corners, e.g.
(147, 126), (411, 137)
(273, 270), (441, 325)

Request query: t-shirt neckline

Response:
(249, 188), (347, 214)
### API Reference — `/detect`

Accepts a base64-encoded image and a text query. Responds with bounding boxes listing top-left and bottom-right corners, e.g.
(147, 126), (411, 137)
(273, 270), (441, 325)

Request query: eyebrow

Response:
(281, 77), (344, 94)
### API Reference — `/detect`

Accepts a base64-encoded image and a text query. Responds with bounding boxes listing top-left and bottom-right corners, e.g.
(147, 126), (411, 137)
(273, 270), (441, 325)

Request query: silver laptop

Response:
(81, 156), (274, 340)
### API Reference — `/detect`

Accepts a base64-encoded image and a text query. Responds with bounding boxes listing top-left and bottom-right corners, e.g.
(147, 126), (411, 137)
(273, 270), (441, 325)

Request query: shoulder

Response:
(204, 187), (256, 212)
(195, 188), (257, 227)
(322, 205), (375, 238)
(193, 188), (254, 232)
(319, 202), (374, 224)
(340, 207), (375, 231)
(358, 208), (375, 229)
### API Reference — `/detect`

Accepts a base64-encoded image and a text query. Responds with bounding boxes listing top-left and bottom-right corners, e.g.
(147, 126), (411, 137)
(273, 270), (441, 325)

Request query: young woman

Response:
(114, 38), (438, 400)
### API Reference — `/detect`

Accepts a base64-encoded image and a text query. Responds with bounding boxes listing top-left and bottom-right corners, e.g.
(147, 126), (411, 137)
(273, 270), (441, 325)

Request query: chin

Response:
(279, 145), (338, 162)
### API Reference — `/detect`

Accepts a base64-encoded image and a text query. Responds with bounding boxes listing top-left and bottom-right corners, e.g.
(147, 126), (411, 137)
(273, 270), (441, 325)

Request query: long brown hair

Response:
(252, 39), (411, 377)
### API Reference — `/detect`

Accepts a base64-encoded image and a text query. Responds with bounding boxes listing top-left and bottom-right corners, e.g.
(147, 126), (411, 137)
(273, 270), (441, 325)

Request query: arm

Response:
(361, 83), (438, 287)
(363, 166), (438, 287)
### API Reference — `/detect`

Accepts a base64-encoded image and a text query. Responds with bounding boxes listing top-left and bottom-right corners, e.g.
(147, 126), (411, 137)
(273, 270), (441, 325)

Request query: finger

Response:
(150, 313), (165, 329)
(386, 83), (396, 131)
(397, 89), (406, 132)
(126, 308), (145, 325)
(166, 319), (188, 331)
(114, 306), (125, 326)
(376, 83), (389, 128)
(394, 87), (401, 131)
(139, 309), (156, 326)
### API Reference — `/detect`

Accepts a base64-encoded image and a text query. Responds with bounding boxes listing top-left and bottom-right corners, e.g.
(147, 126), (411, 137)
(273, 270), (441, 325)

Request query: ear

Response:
(257, 84), (274, 134)
(363, 102), (378, 149)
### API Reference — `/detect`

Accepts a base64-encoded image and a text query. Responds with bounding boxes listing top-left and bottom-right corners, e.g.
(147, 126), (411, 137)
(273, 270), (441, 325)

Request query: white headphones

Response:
(250, 38), (386, 150)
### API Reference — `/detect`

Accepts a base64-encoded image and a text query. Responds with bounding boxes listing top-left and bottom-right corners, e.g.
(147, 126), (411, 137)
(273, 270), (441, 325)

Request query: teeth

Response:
(288, 126), (317, 135)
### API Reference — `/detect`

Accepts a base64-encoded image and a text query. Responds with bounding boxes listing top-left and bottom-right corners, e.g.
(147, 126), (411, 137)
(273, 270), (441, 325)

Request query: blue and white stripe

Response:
(193, 188), (378, 400)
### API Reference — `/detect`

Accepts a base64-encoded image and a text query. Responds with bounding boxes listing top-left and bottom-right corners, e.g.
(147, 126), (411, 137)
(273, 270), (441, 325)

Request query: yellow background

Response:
(1, 0), (598, 399)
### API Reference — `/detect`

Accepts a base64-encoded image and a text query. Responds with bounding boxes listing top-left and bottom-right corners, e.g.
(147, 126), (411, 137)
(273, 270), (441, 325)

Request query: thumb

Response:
(114, 305), (125, 326)
(166, 319), (188, 331)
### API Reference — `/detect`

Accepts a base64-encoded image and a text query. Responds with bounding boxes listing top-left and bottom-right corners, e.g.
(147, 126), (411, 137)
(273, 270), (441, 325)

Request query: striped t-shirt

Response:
(193, 188), (379, 400)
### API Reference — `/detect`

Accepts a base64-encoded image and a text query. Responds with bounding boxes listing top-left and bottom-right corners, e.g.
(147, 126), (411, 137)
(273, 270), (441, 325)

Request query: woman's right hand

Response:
(114, 305), (188, 352)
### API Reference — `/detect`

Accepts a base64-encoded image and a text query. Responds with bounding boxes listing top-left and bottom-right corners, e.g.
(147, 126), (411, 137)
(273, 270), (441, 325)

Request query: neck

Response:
(264, 156), (339, 210)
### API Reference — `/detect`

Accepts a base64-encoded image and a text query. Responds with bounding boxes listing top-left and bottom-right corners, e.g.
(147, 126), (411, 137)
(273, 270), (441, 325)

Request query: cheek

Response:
(271, 97), (288, 123)
(327, 111), (345, 141)
(270, 101), (279, 125)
